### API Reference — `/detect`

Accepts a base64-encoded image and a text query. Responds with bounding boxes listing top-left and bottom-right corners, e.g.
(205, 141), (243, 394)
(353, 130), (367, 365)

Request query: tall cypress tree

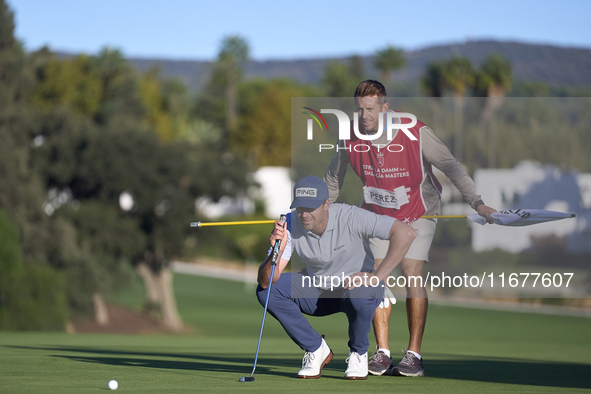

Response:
(0, 0), (30, 214)
(0, 0), (28, 107)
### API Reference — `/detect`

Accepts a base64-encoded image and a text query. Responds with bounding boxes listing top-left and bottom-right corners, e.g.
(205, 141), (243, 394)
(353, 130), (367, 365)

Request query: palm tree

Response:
(442, 56), (475, 162)
(475, 54), (513, 168)
(478, 53), (513, 98)
(421, 61), (446, 136)
(374, 46), (406, 87)
(217, 35), (249, 132)
(348, 55), (365, 81)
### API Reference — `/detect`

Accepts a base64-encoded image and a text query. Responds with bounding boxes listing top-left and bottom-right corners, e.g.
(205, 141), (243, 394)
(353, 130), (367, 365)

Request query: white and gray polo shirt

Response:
(281, 204), (395, 281)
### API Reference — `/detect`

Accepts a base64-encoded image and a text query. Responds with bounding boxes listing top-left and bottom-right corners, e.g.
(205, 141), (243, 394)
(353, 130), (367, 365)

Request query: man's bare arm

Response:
(324, 144), (349, 203)
(421, 126), (496, 223)
(345, 220), (416, 289)
(374, 221), (417, 282)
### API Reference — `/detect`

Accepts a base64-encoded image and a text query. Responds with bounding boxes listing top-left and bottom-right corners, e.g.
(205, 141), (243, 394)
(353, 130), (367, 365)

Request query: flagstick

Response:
(422, 215), (467, 219)
(191, 215), (469, 227)
(191, 220), (276, 227)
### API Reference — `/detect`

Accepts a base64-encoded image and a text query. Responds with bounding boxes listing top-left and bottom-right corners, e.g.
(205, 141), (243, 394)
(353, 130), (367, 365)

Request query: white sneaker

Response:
(297, 338), (333, 379)
(344, 351), (368, 380)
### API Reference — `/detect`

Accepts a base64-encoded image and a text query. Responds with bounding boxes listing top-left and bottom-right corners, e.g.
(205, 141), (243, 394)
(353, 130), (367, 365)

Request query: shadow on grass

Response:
(6, 346), (591, 388)
(424, 353), (591, 390)
(5, 345), (346, 380)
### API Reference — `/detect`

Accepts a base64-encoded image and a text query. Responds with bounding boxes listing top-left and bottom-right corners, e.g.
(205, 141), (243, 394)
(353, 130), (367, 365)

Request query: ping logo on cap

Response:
(295, 187), (317, 197)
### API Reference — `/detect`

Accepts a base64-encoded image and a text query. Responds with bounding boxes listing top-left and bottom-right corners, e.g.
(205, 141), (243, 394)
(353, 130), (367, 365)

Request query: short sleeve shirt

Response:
(281, 204), (395, 281)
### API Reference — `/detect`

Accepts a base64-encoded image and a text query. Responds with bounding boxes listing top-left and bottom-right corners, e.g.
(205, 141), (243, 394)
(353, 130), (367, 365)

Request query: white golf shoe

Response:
(297, 338), (333, 379)
(344, 351), (368, 380)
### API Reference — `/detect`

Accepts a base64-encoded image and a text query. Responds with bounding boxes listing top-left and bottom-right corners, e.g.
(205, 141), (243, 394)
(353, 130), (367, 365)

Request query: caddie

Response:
(324, 79), (497, 376)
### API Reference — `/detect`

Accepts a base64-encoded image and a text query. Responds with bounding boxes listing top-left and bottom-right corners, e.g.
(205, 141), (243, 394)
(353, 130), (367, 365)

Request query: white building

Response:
(196, 166), (292, 219)
(251, 167), (292, 219)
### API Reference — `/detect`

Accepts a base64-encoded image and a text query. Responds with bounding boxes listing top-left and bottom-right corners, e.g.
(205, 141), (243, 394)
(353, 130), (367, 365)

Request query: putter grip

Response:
(270, 214), (287, 266)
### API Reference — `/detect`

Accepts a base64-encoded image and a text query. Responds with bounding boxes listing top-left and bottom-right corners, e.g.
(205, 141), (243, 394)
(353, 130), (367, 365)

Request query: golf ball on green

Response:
(108, 380), (118, 390)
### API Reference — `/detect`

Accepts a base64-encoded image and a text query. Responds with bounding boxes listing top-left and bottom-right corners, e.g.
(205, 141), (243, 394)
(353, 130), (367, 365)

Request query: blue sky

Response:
(7, 0), (591, 60)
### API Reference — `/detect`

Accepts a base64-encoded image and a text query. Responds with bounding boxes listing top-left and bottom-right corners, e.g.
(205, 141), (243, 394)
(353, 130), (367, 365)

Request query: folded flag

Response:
(468, 209), (576, 227)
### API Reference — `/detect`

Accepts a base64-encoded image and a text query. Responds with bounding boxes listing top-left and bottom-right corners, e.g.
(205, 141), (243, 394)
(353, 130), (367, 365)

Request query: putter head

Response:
(239, 376), (255, 382)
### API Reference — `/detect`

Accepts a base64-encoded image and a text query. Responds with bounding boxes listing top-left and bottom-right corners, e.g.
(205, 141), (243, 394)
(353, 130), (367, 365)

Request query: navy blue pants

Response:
(256, 272), (383, 355)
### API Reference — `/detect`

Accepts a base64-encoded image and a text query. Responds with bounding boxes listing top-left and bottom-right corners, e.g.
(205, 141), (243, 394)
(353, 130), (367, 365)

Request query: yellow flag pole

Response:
(191, 215), (468, 227)
(190, 220), (276, 227)
(422, 215), (467, 219)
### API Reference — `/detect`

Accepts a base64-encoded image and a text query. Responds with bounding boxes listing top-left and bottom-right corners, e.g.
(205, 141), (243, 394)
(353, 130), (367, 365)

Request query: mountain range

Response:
(122, 40), (591, 93)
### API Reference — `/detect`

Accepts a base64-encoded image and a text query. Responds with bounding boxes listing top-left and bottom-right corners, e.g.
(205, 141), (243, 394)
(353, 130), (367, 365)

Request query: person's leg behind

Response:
(390, 258), (427, 377)
(367, 237), (395, 376)
(391, 218), (436, 377)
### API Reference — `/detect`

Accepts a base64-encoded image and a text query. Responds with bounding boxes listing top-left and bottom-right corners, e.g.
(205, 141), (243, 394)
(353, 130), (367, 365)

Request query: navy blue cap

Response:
(290, 176), (329, 209)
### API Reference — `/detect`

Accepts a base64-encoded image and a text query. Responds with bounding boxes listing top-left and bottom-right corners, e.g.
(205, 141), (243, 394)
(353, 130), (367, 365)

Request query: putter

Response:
(239, 214), (286, 383)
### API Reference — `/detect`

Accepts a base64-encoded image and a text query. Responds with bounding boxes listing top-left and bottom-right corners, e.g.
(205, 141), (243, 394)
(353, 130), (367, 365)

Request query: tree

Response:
(161, 78), (191, 140)
(0, 0), (51, 270)
(71, 126), (186, 328)
(0, 0), (28, 206)
(0, 209), (68, 330)
(420, 61), (446, 136)
(0, 3), (71, 330)
(138, 67), (173, 141)
(235, 79), (304, 166)
(138, 68), (190, 142)
(90, 47), (146, 127)
(321, 61), (355, 97)
(0, 0), (29, 108)
(443, 57), (475, 97)
(421, 61), (445, 98)
(2, 1), (259, 331)
(442, 56), (475, 162)
(34, 112), (253, 329)
(475, 54), (513, 168)
(31, 55), (103, 118)
(348, 55), (365, 81)
(35, 120), (175, 328)
(374, 46), (406, 86)
(24, 41), (249, 329)
(476, 54), (513, 98)
(195, 36), (249, 143)
(218, 35), (249, 132)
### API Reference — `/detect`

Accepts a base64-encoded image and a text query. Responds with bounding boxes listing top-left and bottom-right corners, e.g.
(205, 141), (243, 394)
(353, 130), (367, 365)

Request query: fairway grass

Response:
(1, 273), (590, 393)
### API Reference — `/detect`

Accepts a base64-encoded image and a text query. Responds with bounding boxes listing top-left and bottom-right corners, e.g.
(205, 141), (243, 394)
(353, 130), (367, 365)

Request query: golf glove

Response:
(379, 287), (396, 308)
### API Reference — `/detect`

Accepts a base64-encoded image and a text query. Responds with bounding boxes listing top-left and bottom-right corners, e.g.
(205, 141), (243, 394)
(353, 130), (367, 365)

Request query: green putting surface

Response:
(1, 273), (590, 393)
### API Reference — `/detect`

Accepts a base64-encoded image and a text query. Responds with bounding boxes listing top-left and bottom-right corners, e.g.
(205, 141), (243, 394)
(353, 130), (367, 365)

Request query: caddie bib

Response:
(345, 112), (442, 223)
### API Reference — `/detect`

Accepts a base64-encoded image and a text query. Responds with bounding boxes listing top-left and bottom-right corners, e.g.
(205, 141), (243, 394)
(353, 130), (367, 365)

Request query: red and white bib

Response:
(345, 113), (442, 224)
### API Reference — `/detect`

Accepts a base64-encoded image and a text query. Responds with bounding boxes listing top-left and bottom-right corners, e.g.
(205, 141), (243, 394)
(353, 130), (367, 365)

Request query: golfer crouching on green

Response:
(257, 176), (416, 379)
